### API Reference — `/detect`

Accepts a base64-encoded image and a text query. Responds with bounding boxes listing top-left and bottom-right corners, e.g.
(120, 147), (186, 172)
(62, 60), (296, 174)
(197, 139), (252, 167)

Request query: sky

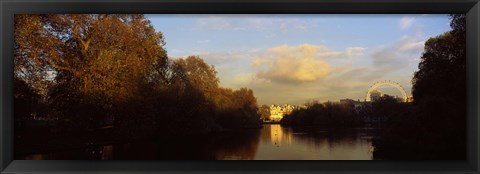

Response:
(145, 14), (452, 106)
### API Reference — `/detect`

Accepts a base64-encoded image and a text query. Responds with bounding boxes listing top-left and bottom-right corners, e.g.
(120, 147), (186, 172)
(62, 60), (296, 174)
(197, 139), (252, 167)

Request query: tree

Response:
(14, 14), (263, 138)
(14, 77), (43, 122)
(14, 14), (168, 131)
(280, 101), (360, 128)
(175, 56), (220, 101)
(411, 14), (466, 136)
(232, 88), (258, 111)
(374, 14), (466, 159)
(15, 14), (167, 97)
(259, 105), (271, 121)
(412, 14), (465, 106)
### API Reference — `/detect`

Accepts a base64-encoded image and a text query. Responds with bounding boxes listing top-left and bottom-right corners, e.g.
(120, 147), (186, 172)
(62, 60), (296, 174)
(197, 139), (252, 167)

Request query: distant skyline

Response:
(146, 14), (452, 105)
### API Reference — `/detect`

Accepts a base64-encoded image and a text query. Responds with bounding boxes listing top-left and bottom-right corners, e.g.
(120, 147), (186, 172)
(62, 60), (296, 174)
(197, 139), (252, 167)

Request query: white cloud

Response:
(400, 17), (415, 30)
(397, 35), (426, 52)
(371, 35), (425, 72)
(346, 47), (367, 57)
(278, 19), (308, 32)
(193, 16), (233, 30)
(176, 43), (366, 85)
(191, 49), (210, 55)
(257, 56), (331, 83)
(267, 44), (331, 57)
(266, 44), (366, 59)
(245, 18), (274, 31)
(399, 40), (425, 52)
(174, 49), (261, 66)
(251, 59), (269, 67)
(190, 16), (316, 32)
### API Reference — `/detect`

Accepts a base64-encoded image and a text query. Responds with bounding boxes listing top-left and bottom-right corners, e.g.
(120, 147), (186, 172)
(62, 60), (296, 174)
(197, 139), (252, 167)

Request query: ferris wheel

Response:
(365, 80), (407, 102)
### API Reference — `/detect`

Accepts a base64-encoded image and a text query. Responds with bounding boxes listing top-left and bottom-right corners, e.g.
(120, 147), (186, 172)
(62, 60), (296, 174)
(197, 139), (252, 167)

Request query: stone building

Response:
(269, 104), (296, 121)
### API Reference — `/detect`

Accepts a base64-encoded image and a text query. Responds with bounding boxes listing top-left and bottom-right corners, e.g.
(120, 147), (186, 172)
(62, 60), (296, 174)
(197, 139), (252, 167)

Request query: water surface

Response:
(23, 124), (375, 160)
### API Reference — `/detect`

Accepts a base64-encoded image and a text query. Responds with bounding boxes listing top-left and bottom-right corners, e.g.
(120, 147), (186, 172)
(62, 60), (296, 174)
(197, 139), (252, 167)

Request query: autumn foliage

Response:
(14, 14), (260, 138)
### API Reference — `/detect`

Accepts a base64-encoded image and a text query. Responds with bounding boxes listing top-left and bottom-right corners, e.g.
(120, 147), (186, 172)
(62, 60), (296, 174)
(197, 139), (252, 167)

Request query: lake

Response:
(23, 124), (377, 160)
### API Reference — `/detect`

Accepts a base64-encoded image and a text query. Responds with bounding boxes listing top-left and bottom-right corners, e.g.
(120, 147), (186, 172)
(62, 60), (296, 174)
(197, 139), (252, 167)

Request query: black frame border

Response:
(1, 0), (479, 173)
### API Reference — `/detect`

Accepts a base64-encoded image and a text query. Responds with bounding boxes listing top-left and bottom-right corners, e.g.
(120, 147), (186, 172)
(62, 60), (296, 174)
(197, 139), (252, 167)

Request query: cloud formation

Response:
(170, 42), (418, 105)
(194, 16), (232, 30)
(278, 19), (309, 32)
(257, 56), (331, 83)
(148, 14), (450, 105)
(266, 44), (366, 59)
(398, 36), (425, 52)
(371, 35), (425, 72)
(253, 44), (365, 83)
(400, 17), (415, 30)
(346, 47), (367, 57)
(190, 15), (316, 32)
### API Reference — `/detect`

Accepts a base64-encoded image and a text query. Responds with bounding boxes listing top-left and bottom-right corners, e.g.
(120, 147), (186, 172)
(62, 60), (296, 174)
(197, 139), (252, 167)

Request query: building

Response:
(407, 96), (414, 102)
(370, 89), (382, 101)
(269, 105), (283, 121)
(269, 104), (296, 121)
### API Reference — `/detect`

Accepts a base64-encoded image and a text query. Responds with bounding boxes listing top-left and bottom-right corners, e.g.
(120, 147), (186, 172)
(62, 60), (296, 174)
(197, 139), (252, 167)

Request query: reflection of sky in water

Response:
(255, 125), (373, 160)
(23, 124), (373, 160)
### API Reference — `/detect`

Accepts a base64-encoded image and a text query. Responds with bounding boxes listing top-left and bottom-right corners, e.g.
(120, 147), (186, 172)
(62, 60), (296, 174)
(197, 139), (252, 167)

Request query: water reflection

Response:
(22, 124), (374, 160)
(255, 125), (373, 160)
(269, 124), (292, 146)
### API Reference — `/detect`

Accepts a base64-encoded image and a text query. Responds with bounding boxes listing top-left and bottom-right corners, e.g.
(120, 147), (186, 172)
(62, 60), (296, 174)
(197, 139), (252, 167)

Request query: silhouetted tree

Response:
(412, 14), (466, 156)
(281, 101), (361, 128)
(14, 77), (43, 122)
(374, 14), (466, 160)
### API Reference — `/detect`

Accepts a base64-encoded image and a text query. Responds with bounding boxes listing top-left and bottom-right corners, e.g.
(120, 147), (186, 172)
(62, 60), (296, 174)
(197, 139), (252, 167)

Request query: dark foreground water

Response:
(23, 124), (377, 160)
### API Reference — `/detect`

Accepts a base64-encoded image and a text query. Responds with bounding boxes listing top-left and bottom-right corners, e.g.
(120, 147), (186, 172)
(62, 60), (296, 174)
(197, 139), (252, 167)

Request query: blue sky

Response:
(146, 14), (452, 105)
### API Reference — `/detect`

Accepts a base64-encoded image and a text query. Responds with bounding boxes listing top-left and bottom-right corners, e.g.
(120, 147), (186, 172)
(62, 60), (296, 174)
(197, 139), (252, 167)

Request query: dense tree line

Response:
(280, 101), (362, 128)
(373, 14), (466, 159)
(279, 95), (411, 129)
(368, 95), (413, 127)
(14, 14), (260, 139)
